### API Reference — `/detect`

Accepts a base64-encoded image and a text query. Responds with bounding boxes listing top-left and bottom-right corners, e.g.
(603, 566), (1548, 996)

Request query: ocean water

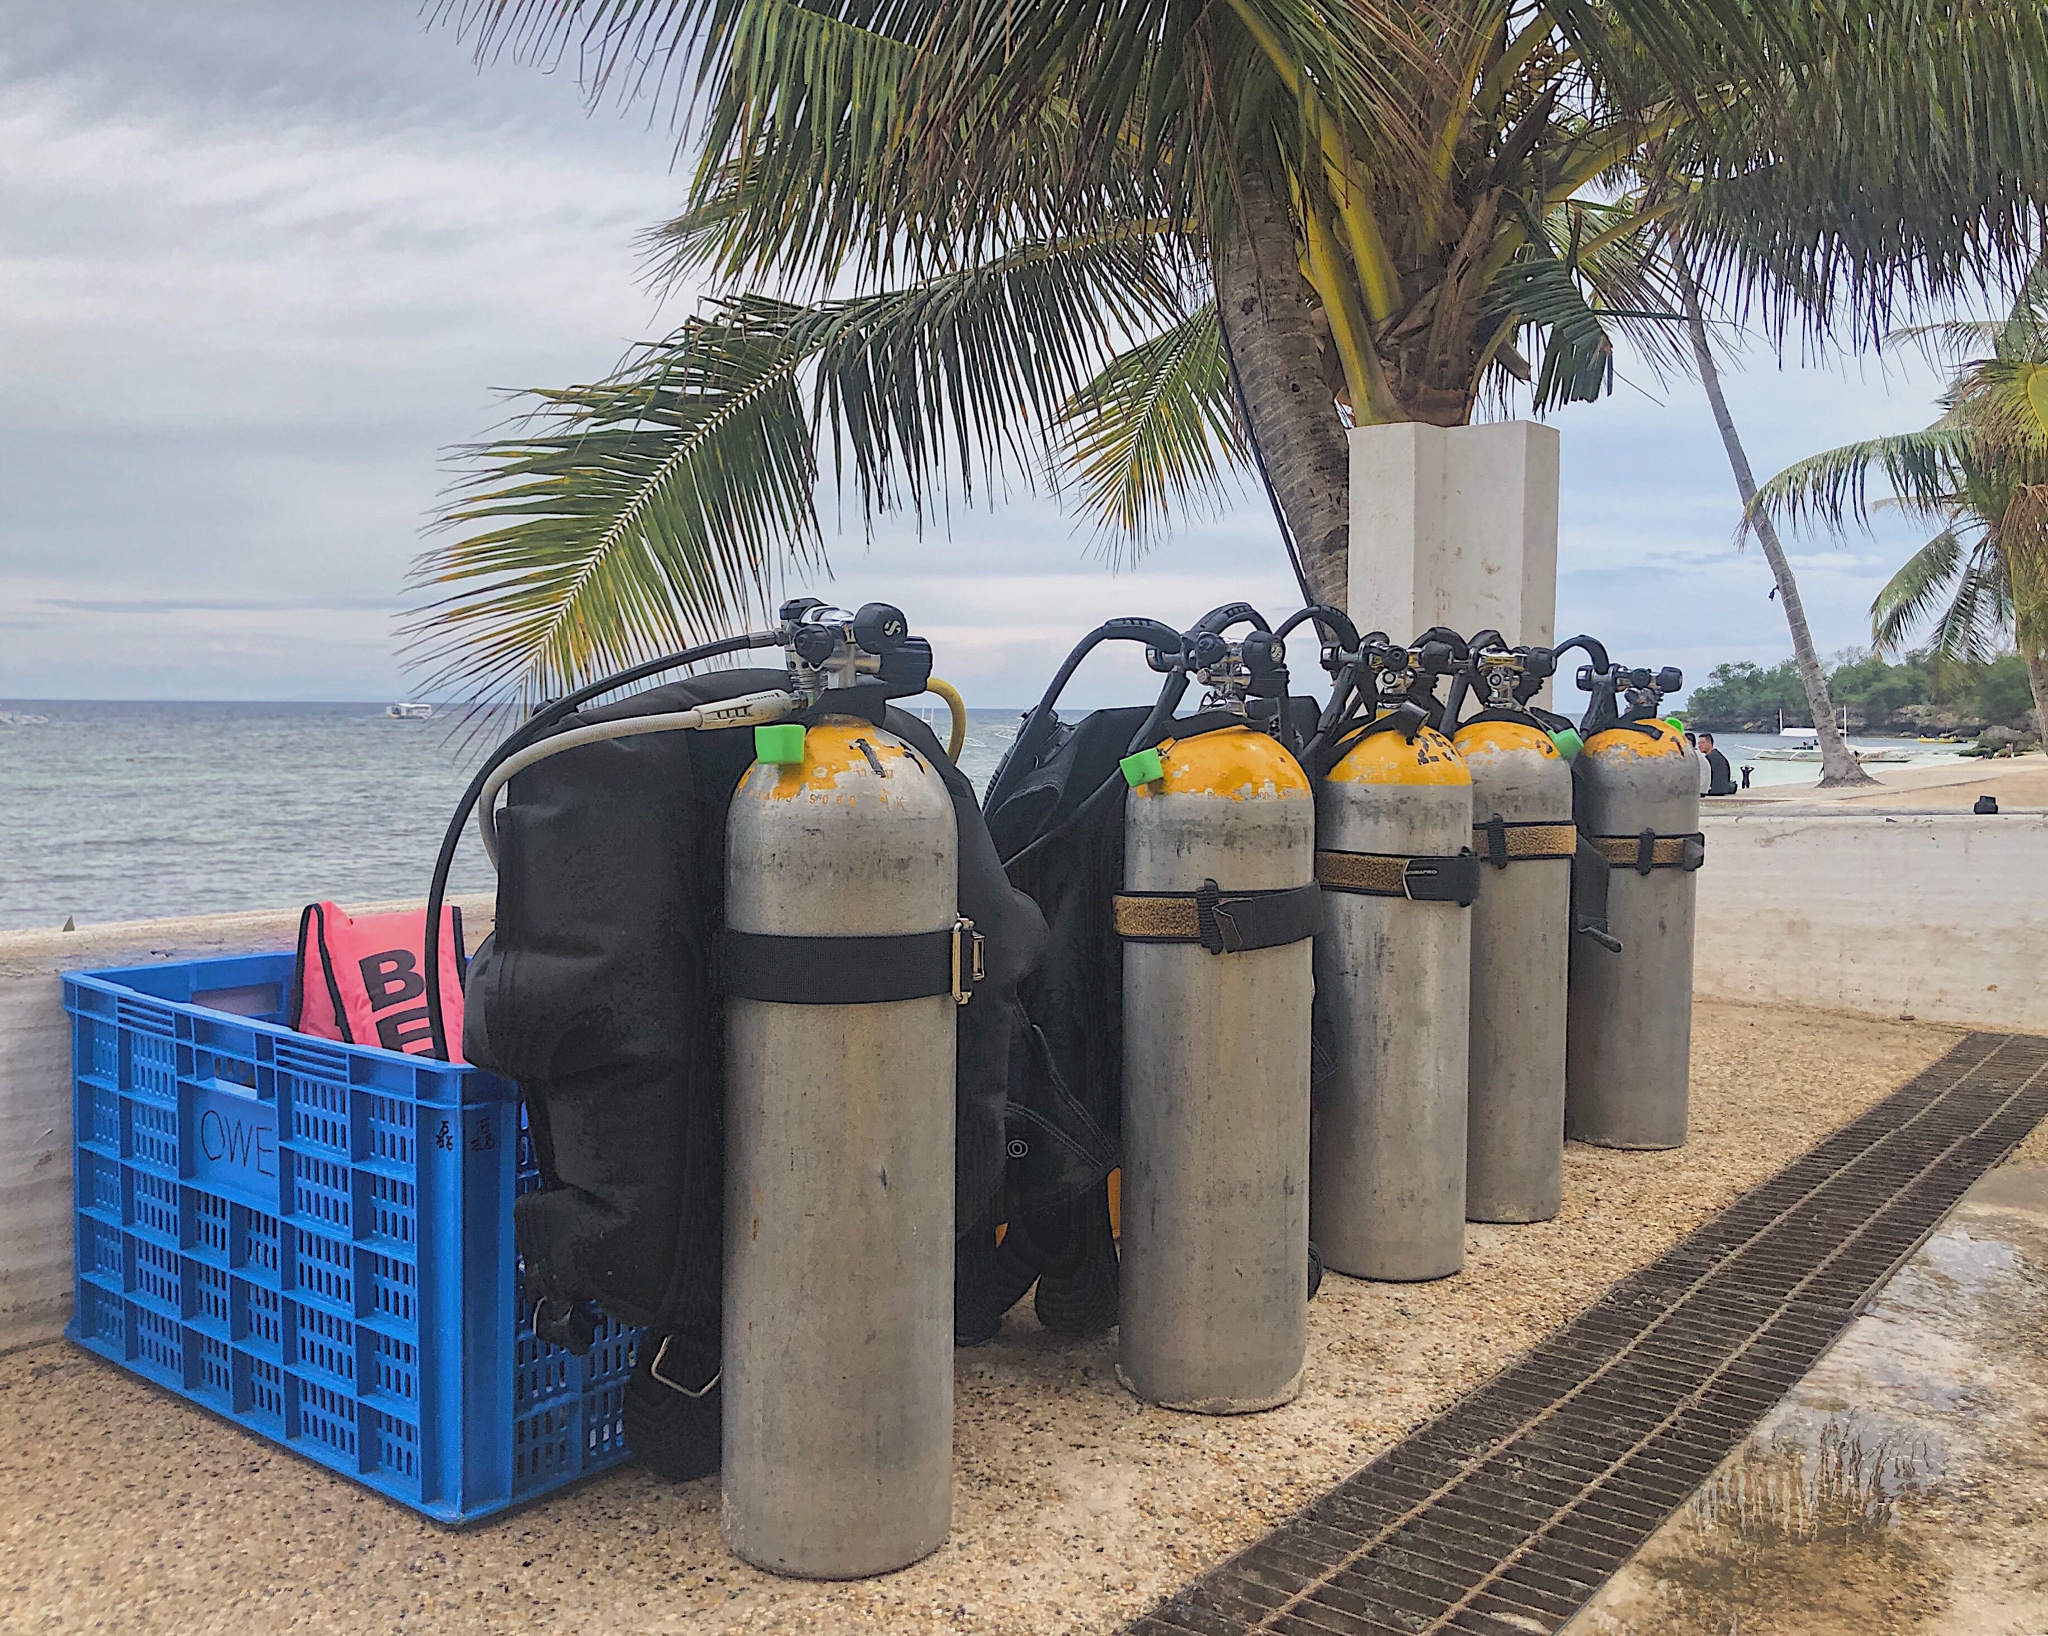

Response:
(1705, 731), (1965, 790)
(0, 700), (1022, 933)
(0, 702), (1964, 934)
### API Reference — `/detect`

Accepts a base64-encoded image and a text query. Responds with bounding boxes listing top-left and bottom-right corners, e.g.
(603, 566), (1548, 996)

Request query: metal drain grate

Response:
(1129, 1031), (2048, 1636)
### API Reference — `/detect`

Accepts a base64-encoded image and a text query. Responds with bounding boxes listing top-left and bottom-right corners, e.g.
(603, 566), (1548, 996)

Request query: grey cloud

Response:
(0, 2), (1966, 705)
(41, 596), (398, 614)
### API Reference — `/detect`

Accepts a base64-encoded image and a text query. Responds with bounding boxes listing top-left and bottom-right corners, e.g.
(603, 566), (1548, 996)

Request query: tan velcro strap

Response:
(1315, 851), (1410, 896)
(1112, 894), (1204, 942)
(1474, 817), (1579, 867)
(1113, 879), (1323, 953)
(1315, 849), (1481, 906)
(1590, 831), (1708, 874)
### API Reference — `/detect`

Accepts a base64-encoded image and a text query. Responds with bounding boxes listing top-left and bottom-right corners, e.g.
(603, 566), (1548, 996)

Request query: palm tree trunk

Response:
(1214, 161), (1353, 609)
(1672, 246), (1876, 788)
(2025, 648), (2048, 746)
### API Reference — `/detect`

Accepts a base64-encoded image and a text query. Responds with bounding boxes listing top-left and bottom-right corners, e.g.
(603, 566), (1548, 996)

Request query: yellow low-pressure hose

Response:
(927, 676), (968, 762)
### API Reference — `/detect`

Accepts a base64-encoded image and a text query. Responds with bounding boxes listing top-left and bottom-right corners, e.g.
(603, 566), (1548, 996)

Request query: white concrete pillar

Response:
(1347, 421), (1560, 650)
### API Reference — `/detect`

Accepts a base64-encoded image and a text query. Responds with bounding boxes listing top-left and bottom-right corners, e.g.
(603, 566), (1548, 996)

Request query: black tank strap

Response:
(719, 921), (985, 1004)
(1316, 848), (1480, 906)
(1112, 879), (1322, 954)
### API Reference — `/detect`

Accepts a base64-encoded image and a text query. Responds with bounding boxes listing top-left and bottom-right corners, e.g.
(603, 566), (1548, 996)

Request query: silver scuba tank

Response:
(721, 603), (968, 1578)
(1116, 626), (1319, 1412)
(1565, 662), (1701, 1150)
(1451, 641), (1576, 1225)
(1310, 634), (1476, 1282)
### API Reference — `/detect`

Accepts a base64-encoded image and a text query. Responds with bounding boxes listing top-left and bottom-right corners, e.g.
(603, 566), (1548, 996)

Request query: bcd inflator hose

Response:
(472, 690), (798, 867)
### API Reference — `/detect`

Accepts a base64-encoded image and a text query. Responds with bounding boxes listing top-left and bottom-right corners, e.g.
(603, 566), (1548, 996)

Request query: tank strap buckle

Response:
(951, 918), (985, 1005)
(1193, 880), (1225, 952)
(1402, 850), (1481, 906)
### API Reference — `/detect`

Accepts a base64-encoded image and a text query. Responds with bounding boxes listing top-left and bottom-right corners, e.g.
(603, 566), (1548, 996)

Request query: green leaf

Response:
(405, 316), (822, 709)
(1490, 250), (1615, 412)
(1056, 301), (1251, 557)
(407, 225), (1184, 704)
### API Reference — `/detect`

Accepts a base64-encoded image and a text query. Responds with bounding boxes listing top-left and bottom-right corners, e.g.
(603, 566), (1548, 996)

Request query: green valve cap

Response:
(1550, 727), (1583, 761)
(754, 722), (807, 765)
(1120, 747), (1165, 787)
(1664, 713), (1686, 730)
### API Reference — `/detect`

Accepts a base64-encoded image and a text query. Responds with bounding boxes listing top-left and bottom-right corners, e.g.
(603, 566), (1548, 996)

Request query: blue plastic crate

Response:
(64, 951), (639, 1523)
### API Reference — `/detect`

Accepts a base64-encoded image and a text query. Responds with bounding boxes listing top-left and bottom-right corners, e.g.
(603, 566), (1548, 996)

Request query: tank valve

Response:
(780, 599), (934, 704)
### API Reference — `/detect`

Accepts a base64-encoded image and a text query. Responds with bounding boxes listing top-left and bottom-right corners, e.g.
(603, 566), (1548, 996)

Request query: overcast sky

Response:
(0, 2), (1958, 708)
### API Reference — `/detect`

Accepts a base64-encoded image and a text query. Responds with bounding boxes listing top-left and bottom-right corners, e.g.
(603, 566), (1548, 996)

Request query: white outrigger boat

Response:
(1756, 709), (1911, 763)
(384, 701), (434, 720)
(1755, 741), (1912, 764)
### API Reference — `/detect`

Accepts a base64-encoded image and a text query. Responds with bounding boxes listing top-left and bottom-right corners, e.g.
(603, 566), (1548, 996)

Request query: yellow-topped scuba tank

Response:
(1447, 634), (1575, 1225)
(1295, 616), (1477, 1282)
(1557, 647), (1702, 1151)
(720, 600), (969, 1578)
(1115, 617), (1319, 1413)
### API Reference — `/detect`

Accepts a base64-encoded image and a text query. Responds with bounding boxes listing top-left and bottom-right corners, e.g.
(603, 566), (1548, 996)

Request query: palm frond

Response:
(787, 225), (1186, 516)
(656, 0), (1137, 292)
(1668, 0), (2048, 342)
(407, 225), (1183, 703)
(1056, 301), (1251, 558)
(1490, 249), (1615, 412)
(405, 316), (821, 708)
(1870, 527), (1964, 655)
(1748, 427), (1972, 540)
(1923, 547), (2013, 664)
(2001, 483), (2048, 656)
(1949, 359), (2048, 461)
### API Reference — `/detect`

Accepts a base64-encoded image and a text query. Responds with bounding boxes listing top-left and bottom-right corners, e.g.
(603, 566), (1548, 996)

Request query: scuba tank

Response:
(1116, 612), (1319, 1412)
(721, 601), (960, 1576)
(426, 598), (1044, 1577)
(1296, 617), (1476, 1282)
(966, 614), (1192, 1343)
(1446, 634), (1576, 1224)
(1557, 644), (1702, 1151)
(979, 606), (1322, 1411)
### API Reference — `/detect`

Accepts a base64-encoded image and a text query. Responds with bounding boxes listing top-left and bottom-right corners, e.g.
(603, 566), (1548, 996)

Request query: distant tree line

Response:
(1686, 650), (2040, 735)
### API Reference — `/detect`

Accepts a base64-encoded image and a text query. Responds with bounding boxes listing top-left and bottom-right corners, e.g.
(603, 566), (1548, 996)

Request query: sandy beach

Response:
(0, 1001), (1964, 1636)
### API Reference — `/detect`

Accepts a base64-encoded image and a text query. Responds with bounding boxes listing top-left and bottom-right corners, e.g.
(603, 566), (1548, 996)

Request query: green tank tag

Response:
(1119, 747), (1165, 787)
(1549, 727), (1584, 760)
(754, 722), (807, 765)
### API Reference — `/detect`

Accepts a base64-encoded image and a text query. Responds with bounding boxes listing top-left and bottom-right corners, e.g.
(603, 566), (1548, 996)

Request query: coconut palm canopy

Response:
(411, 0), (2048, 707)
(1749, 258), (2048, 735)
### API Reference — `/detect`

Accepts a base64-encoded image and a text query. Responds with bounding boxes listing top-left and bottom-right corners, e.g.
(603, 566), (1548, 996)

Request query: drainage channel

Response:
(1127, 1031), (2048, 1636)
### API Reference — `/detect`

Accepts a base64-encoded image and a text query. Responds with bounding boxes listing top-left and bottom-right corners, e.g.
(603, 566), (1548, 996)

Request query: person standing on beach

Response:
(1699, 733), (1737, 796)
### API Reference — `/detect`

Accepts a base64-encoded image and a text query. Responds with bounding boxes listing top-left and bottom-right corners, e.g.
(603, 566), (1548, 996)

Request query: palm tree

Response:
(1748, 260), (2048, 745)
(410, 1), (2048, 708)
(1668, 239), (1876, 784)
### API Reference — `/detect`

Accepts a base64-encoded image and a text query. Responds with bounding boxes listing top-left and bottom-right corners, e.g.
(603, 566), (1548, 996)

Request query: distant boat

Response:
(0, 711), (49, 726)
(385, 702), (434, 720)
(1777, 706), (1852, 737)
(1756, 744), (1912, 764)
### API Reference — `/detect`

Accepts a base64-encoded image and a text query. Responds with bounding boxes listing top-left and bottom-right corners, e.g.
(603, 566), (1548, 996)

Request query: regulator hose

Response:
(925, 676), (968, 763)
(423, 628), (780, 1063)
(982, 617), (1182, 814)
